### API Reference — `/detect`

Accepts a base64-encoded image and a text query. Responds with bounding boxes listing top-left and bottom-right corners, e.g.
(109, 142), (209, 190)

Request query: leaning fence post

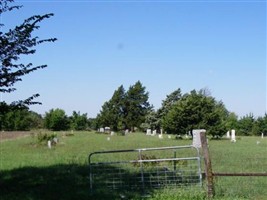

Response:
(200, 132), (214, 198)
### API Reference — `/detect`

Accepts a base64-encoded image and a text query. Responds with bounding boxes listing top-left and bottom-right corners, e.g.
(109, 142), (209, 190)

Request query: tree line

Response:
(0, 102), (91, 131)
(1, 1), (266, 137)
(1, 81), (267, 138)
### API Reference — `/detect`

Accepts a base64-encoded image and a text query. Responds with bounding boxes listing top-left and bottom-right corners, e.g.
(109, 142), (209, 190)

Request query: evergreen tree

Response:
(157, 89), (182, 123)
(237, 113), (255, 136)
(124, 81), (151, 131)
(96, 81), (150, 132)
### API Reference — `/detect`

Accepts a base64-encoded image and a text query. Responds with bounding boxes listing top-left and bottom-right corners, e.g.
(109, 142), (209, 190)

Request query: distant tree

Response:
(0, 0), (56, 106)
(28, 111), (44, 129)
(109, 85), (126, 131)
(124, 81), (151, 131)
(144, 108), (160, 131)
(96, 85), (126, 131)
(237, 114), (255, 136)
(225, 112), (239, 131)
(96, 81), (150, 132)
(88, 117), (97, 130)
(0, 102), (41, 131)
(2, 107), (31, 131)
(70, 111), (88, 130)
(157, 88), (182, 126)
(162, 89), (228, 137)
(254, 114), (267, 136)
(44, 109), (69, 131)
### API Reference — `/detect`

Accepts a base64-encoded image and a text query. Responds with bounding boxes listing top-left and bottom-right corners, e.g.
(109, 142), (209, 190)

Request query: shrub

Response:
(37, 132), (57, 143)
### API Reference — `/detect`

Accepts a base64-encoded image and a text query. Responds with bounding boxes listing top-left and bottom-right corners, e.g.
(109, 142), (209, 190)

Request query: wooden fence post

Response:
(200, 132), (214, 198)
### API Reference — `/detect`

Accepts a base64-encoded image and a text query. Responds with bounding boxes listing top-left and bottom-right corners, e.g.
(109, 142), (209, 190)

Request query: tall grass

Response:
(0, 131), (266, 199)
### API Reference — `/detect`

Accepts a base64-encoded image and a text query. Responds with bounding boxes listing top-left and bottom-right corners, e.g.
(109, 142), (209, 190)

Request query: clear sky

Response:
(1, 0), (266, 118)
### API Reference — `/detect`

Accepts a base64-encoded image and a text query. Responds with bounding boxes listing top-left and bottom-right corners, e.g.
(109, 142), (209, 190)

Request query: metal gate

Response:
(89, 145), (202, 194)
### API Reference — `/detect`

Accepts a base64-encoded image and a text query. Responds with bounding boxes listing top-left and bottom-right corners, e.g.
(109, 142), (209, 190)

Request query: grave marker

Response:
(231, 129), (236, 142)
(192, 129), (206, 148)
(226, 131), (230, 138)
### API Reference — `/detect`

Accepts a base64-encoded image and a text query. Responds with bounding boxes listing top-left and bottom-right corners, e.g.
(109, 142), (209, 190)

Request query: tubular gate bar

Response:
(89, 145), (202, 193)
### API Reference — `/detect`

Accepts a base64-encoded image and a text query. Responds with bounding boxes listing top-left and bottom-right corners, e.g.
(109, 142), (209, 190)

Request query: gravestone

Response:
(104, 127), (110, 133)
(231, 129), (236, 142)
(226, 131), (230, 138)
(146, 129), (151, 135)
(125, 129), (129, 134)
(192, 129), (206, 148)
(99, 128), (104, 133)
(110, 131), (115, 136)
(262, 132), (264, 139)
(152, 130), (157, 136)
(47, 140), (51, 149)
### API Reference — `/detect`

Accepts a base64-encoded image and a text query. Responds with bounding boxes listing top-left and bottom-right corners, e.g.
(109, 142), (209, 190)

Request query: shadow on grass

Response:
(0, 164), (152, 200)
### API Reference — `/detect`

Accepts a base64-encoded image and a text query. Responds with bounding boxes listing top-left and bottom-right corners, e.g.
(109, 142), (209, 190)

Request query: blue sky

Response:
(1, 0), (266, 118)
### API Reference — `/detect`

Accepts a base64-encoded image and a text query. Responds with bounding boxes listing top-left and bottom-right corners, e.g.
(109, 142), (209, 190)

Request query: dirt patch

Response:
(0, 131), (32, 142)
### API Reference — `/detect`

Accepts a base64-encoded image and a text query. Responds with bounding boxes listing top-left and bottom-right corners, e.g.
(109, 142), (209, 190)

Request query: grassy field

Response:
(0, 131), (266, 200)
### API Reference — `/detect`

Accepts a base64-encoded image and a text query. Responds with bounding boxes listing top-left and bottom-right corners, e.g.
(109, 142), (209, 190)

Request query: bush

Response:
(37, 132), (57, 143)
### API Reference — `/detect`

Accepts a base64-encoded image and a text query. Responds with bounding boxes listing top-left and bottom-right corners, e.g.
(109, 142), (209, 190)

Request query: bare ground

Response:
(0, 131), (32, 142)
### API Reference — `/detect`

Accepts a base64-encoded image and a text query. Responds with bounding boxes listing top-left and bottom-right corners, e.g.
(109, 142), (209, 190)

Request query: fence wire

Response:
(209, 138), (267, 199)
(89, 146), (202, 194)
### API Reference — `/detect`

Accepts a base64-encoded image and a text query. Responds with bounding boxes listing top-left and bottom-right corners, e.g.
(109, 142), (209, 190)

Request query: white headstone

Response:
(53, 137), (58, 144)
(152, 130), (157, 134)
(146, 129), (151, 135)
(125, 129), (129, 134)
(261, 132), (264, 139)
(160, 129), (163, 135)
(231, 129), (236, 142)
(168, 135), (171, 139)
(99, 128), (104, 133)
(192, 129), (205, 148)
(158, 134), (163, 139)
(226, 131), (230, 138)
(47, 140), (51, 149)
(110, 131), (115, 136)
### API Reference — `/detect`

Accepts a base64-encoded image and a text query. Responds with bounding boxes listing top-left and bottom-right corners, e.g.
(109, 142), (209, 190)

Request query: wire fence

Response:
(89, 145), (202, 195)
(207, 136), (267, 199)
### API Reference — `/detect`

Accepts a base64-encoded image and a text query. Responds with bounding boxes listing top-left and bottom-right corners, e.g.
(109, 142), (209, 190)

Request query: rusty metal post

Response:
(200, 132), (214, 198)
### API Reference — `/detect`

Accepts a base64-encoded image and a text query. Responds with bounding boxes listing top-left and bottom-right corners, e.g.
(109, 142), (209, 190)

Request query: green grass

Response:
(0, 131), (266, 199)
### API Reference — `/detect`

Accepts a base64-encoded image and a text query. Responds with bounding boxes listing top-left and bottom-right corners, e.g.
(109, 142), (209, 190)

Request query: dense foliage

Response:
(0, 102), (42, 131)
(96, 81), (151, 132)
(162, 89), (228, 137)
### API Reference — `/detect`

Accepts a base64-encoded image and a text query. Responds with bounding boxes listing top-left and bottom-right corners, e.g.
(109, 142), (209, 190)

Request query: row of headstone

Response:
(146, 129), (157, 136)
(226, 130), (236, 142)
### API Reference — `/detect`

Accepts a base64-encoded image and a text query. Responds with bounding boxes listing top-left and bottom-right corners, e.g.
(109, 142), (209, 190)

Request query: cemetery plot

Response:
(89, 145), (202, 195)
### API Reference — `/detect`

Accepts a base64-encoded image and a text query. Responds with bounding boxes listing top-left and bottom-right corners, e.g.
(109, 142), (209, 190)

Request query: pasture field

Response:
(0, 131), (266, 200)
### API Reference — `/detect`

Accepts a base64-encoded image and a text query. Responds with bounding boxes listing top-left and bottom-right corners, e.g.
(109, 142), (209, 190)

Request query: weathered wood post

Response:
(200, 132), (214, 198)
